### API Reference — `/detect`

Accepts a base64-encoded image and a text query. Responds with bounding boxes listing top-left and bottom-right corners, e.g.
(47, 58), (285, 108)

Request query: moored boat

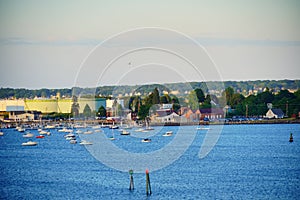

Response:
(22, 141), (38, 146)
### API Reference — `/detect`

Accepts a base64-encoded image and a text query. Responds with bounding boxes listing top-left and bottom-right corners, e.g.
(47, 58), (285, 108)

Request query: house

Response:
(199, 108), (224, 120)
(265, 108), (284, 119)
(155, 112), (180, 123)
(9, 111), (42, 121)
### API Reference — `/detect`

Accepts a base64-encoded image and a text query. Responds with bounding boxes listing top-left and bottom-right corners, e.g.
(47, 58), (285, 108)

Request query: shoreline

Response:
(1, 118), (299, 128)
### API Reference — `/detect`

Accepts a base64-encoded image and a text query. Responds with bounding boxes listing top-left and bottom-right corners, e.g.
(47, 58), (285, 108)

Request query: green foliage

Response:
(83, 104), (92, 117)
(194, 88), (205, 102)
(187, 90), (199, 110)
(97, 105), (106, 117)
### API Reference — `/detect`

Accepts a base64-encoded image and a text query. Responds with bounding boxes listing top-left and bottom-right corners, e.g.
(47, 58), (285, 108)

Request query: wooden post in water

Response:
(129, 169), (134, 191)
(145, 169), (152, 196)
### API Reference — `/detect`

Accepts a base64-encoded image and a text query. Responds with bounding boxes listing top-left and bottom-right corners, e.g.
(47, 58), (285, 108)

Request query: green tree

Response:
(83, 104), (92, 117)
(225, 87), (234, 106)
(201, 94), (211, 108)
(194, 88), (205, 102)
(138, 104), (151, 120)
(152, 87), (160, 104)
(97, 105), (106, 118)
(160, 94), (171, 104)
(187, 90), (199, 110)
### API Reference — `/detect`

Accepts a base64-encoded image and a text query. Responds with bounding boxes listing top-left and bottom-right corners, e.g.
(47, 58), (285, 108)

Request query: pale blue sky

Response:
(0, 0), (299, 88)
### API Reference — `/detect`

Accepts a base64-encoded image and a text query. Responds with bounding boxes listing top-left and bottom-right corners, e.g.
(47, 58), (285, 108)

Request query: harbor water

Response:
(0, 124), (299, 199)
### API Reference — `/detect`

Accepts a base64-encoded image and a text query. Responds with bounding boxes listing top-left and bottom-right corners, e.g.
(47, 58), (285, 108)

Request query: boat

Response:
(0, 132), (3, 136)
(120, 130), (130, 135)
(196, 126), (210, 130)
(36, 135), (45, 139)
(70, 139), (77, 144)
(17, 127), (25, 132)
(109, 125), (119, 129)
(94, 129), (102, 133)
(22, 141), (38, 146)
(83, 130), (93, 134)
(39, 130), (49, 135)
(163, 131), (173, 137)
(75, 130), (83, 134)
(45, 125), (55, 129)
(23, 132), (34, 138)
(141, 138), (151, 143)
(80, 140), (93, 145)
(135, 128), (144, 132)
(58, 128), (73, 133)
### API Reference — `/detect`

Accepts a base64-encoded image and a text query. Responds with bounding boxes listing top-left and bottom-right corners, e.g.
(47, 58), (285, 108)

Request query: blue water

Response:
(0, 124), (299, 199)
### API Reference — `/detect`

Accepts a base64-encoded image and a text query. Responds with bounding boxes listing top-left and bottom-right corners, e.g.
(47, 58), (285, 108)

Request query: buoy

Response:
(146, 169), (152, 196)
(289, 133), (293, 143)
(129, 169), (134, 191)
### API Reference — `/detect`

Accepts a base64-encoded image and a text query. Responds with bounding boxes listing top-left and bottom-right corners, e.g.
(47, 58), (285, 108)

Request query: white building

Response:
(265, 108), (284, 119)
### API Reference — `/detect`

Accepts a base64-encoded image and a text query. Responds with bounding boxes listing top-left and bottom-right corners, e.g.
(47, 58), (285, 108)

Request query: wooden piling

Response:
(129, 169), (134, 191)
(146, 169), (152, 195)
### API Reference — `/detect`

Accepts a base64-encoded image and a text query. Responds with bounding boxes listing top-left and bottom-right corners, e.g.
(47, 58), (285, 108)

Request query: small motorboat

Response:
(109, 125), (119, 129)
(83, 130), (93, 134)
(163, 131), (173, 137)
(70, 139), (77, 144)
(39, 130), (49, 135)
(22, 141), (38, 146)
(36, 135), (45, 139)
(120, 130), (130, 135)
(23, 132), (34, 138)
(0, 132), (3, 136)
(196, 126), (210, 130)
(141, 138), (151, 143)
(79, 140), (93, 145)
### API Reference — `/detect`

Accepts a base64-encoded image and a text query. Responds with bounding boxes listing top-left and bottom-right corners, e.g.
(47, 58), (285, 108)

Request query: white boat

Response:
(109, 125), (119, 129)
(45, 125), (55, 129)
(64, 133), (75, 138)
(135, 128), (144, 132)
(59, 128), (73, 133)
(141, 138), (151, 143)
(22, 141), (38, 146)
(0, 132), (3, 136)
(94, 129), (102, 133)
(196, 126), (210, 130)
(80, 140), (93, 145)
(163, 131), (173, 137)
(70, 139), (77, 144)
(39, 130), (49, 135)
(83, 130), (93, 134)
(23, 132), (34, 138)
(120, 130), (130, 135)
(75, 130), (83, 134)
(145, 127), (154, 131)
(18, 127), (25, 132)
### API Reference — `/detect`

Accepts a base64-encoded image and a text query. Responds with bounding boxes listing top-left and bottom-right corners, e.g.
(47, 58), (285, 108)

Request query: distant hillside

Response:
(0, 79), (299, 99)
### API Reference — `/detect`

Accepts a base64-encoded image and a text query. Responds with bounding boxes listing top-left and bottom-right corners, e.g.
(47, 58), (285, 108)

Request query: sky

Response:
(0, 0), (300, 89)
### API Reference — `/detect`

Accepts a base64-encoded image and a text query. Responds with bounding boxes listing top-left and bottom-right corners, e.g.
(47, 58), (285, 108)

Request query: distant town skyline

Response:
(0, 0), (300, 89)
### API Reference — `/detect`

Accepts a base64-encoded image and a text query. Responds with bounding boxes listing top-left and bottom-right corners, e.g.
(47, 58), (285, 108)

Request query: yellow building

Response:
(0, 98), (106, 114)
(24, 99), (72, 113)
